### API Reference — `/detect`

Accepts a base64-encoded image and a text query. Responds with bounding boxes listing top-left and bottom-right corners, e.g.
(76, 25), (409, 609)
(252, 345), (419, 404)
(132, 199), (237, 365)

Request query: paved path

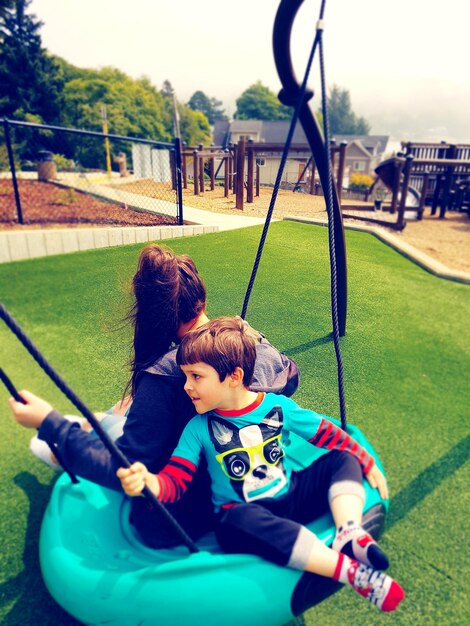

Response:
(56, 173), (268, 232)
(181, 204), (267, 231)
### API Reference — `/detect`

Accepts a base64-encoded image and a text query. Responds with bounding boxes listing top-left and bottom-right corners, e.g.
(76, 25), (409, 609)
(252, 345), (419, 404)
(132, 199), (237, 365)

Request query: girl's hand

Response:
(365, 462), (389, 500)
(8, 390), (53, 429)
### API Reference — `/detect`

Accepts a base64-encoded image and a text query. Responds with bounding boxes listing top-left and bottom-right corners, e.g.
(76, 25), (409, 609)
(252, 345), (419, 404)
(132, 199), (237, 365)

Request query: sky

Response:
(30, 0), (470, 145)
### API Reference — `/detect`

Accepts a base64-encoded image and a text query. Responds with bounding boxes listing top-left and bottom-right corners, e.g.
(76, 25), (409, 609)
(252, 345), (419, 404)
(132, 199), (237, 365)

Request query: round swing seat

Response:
(39, 424), (387, 626)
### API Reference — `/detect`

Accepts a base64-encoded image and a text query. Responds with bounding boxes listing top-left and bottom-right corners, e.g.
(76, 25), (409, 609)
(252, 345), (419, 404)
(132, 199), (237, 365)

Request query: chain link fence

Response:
(0, 119), (183, 227)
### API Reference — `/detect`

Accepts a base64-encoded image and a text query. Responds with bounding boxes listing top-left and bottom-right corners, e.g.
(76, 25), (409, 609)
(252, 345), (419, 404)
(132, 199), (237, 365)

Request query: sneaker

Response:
(29, 436), (60, 470)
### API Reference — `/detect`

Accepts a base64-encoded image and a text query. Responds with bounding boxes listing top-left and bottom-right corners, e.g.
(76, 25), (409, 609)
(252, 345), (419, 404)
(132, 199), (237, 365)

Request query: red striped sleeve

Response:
(310, 418), (334, 447)
(328, 427), (343, 449)
(155, 456), (197, 504)
(309, 420), (373, 472)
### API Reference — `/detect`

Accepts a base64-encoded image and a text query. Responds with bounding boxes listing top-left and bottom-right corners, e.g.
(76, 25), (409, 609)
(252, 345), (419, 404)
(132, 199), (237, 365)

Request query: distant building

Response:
(213, 120), (389, 185)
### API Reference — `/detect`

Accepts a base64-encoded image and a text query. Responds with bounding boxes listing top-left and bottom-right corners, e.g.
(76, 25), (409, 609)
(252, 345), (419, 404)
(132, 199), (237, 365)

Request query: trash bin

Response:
(36, 151), (57, 181)
(114, 152), (129, 177)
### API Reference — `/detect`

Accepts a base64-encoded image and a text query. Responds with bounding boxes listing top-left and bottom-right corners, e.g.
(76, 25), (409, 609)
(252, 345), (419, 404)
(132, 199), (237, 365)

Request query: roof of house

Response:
(212, 120), (231, 146)
(332, 134), (389, 155)
(344, 140), (375, 159)
(213, 120), (389, 155)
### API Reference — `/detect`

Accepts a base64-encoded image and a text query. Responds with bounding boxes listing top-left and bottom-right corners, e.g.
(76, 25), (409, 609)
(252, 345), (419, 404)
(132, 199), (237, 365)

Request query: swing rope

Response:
(241, 0), (347, 429)
(317, 16), (347, 428)
(241, 0), (326, 321)
(1, 365), (79, 484)
(0, 303), (199, 554)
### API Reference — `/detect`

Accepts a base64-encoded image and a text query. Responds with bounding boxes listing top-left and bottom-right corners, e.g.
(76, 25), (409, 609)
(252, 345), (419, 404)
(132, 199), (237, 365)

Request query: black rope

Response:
(0, 303), (199, 553)
(293, 154), (313, 191)
(1, 366), (25, 403)
(317, 15), (347, 429)
(240, 0), (347, 429)
(1, 366), (79, 483)
(241, 0), (327, 320)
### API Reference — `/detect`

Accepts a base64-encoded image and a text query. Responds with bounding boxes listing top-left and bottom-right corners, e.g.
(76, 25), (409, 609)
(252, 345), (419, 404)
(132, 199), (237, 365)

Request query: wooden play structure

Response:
(341, 141), (470, 230)
(179, 138), (470, 232)
(402, 141), (470, 218)
(180, 138), (348, 210)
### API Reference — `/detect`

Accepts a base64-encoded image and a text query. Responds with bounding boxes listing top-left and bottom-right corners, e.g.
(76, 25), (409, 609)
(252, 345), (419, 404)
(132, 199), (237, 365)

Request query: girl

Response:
(10, 244), (299, 547)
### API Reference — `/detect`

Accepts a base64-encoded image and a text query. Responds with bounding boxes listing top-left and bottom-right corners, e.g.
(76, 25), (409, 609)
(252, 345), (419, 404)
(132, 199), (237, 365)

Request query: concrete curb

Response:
(0, 224), (218, 264)
(284, 215), (470, 285)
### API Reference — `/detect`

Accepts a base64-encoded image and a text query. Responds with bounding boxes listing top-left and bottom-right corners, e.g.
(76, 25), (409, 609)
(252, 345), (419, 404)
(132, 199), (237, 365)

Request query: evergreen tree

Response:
(187, 90), (226, 124)
(0, 0), (14, 25)
(326, 85), (370, 135)
(0, 0), (64, 122)
(161, 79), (175, 99)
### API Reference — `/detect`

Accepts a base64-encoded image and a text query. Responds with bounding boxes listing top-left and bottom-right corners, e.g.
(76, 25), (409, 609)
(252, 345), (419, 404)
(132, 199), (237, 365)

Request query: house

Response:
(332, 135), (390, 179)
(213, 120), (389, 186)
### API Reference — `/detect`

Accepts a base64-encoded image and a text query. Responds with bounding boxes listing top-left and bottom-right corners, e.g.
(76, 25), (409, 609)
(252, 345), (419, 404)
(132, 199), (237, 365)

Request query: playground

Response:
(103, 178), (470, 275)
(0, 221), (469, 624)
(1, 177), (468, 274)
(0, 0), (468, 621)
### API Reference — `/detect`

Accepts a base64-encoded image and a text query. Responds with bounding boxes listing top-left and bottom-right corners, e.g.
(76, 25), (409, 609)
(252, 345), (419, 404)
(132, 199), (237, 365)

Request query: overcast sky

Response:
(31, 0), (470, 144)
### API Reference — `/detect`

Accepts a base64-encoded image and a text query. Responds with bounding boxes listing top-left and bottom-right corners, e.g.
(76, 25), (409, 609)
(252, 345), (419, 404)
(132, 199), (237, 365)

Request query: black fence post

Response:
(174, 137), (184, 225)
(3, 118), (23, 224)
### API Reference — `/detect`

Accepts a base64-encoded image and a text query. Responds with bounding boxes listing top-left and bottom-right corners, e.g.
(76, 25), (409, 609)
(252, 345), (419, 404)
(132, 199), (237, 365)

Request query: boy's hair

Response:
(176, 317), (256, 386)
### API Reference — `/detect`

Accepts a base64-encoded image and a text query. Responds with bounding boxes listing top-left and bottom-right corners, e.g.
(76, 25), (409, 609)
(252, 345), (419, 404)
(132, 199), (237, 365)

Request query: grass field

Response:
(0, 221), (469, 625)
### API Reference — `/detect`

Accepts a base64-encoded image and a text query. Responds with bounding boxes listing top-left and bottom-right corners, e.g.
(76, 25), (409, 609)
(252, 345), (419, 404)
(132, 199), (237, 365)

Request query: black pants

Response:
(216, 451), (363, 567)
(130, 462), (215, 548)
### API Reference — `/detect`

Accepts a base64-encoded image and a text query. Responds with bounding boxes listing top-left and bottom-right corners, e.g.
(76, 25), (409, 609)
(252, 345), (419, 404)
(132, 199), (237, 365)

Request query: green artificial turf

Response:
(0, 221), (469, 625)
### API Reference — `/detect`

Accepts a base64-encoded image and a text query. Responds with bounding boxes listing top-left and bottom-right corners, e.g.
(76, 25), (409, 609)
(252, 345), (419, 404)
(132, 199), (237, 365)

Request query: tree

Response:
(56, 66), (174, 167)
(187, 90), (226, 124)
(59, 67), (172, 140)
(326, 85), (370, 135)
(178, 106), (211, 146)
(0, 0), (14, 26)
(235, 82), (291, 120)
(0, 0), (64, 123)
(161, 79), (175, 99)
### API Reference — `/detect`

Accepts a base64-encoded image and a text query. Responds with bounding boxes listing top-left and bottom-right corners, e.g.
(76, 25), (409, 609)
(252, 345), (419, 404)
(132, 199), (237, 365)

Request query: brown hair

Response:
(126, 244), (206, 396)
(176, 317), (256, 386)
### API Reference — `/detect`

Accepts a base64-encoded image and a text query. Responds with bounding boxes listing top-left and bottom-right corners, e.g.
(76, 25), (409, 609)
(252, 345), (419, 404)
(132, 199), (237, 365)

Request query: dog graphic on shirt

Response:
(209, 406), (287, 502)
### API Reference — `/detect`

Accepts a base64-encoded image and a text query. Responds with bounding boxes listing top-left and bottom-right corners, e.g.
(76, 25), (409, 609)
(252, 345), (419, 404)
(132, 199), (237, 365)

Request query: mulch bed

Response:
(0, 179), (177, 229)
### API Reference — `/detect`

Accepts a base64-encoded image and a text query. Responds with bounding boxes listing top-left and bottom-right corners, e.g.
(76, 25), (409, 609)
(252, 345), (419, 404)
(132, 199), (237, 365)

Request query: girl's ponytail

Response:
(125, 245), (206, 396)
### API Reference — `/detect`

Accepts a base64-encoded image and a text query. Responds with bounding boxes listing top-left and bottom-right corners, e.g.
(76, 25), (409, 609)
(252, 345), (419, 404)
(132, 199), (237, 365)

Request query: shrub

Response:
(53, 154), (75, 172)
(52, 188), (77, 205)
(349, 172), (374, 193)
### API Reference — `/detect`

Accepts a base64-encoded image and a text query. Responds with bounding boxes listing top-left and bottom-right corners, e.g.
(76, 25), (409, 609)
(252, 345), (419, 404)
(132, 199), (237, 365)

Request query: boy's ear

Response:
(228, 367), (244, 386)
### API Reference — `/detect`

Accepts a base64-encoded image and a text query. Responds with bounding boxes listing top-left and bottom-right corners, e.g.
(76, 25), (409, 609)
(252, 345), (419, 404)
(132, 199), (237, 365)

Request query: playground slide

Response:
(375, 158), (420, 219)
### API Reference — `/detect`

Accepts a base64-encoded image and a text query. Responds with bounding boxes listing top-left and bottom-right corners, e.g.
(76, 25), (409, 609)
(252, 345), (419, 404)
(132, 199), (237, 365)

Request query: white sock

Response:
(333, 520), (389, 570)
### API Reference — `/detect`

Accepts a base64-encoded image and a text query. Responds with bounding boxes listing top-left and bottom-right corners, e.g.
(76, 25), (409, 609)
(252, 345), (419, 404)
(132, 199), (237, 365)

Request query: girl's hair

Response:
(126, 244), (206, 396)
(176, 317), (256, 387)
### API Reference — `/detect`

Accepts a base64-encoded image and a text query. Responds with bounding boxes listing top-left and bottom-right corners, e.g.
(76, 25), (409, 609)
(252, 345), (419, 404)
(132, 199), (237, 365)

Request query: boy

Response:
(118, 317), (405, 612)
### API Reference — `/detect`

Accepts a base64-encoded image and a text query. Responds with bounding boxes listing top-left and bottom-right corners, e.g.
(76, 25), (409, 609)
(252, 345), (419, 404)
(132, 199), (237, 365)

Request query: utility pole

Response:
(100, 105), (112, 178)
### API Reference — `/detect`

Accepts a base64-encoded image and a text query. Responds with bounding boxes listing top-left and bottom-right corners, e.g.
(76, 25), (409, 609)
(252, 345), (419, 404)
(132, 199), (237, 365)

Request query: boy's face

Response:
(181, 362), (233, 414)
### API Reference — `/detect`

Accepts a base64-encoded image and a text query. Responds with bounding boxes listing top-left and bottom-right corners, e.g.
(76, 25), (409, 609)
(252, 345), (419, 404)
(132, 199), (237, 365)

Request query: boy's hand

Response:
(365, 462), (389, 500)
(117, 461), (160, 498)
(8, 390), (53, 429)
